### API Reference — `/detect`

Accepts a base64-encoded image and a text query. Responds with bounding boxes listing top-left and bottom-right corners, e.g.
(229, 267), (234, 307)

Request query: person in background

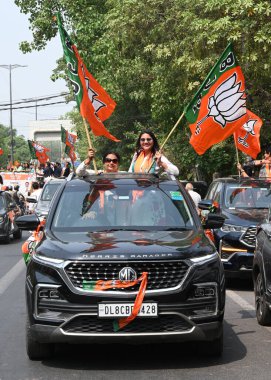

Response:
(28, 182), (42, 213)
(128, 130), (179, 176)
(76, 149), (121, 176)
(43, 162), (53, 178)
(62, 162), (71, 177)
(185, 182), (201, 212)
(53, 162), (62, 178)
(237, 146), (271, 179)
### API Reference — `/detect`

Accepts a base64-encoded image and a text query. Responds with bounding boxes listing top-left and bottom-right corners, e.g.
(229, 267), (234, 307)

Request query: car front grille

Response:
(64, 261), (189, 292)
(62, 314), (192, 334)
(240, 227), (257, 248)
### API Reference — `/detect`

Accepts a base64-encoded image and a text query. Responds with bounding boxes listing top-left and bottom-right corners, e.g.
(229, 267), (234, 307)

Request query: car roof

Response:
(211, 177), (271, 186)
(68, 172), (178, 187)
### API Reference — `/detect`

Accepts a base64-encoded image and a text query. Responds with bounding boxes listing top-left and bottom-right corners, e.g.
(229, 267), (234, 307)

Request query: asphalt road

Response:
(1, 233), (271, 380)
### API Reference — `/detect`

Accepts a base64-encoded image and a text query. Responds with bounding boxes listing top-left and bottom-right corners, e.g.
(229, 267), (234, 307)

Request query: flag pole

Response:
(235, 140), (241, 178)
(83, 118), (98, 173)
(147, 111), (185, 173)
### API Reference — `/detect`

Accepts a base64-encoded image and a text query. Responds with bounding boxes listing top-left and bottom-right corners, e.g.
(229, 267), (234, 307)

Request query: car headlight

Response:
(32, 252), (64, 265)
(0, 216), (4, 223)
(221, 224), (247, 233)
(190, 252), (218, 264)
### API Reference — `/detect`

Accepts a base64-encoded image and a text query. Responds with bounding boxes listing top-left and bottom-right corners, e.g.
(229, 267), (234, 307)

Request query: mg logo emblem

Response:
(119, 267), (137, 282)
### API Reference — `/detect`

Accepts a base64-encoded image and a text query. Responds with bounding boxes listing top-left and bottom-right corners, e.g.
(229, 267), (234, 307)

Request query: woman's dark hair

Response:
(264, 146), (271, 155)
(135, 130), (160, 156)
(102, 151), (121, 163)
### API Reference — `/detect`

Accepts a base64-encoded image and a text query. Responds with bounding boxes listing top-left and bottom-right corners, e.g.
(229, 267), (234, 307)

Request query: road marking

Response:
(0, 259), (25, 295)
(227, 289), (255, 316)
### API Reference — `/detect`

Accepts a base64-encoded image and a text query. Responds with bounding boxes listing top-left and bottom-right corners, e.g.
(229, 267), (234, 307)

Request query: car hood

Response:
(36, 229), (216, 261)
(222, 207), (268, 226)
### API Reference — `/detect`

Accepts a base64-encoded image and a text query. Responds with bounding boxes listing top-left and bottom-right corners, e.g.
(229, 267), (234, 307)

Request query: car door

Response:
(5, 193), (17, 232)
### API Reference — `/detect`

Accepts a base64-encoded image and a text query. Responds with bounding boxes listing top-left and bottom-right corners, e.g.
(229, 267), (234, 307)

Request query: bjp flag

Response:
(185, 43), (248, 155)
(234, 110), (262, 159)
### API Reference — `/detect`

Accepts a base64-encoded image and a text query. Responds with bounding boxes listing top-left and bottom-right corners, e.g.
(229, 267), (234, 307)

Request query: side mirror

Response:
(26, 197), (37, 204)
(203, 213), (225, 230)
(15, 214), (40, 230)
(198, 200), (213, 210)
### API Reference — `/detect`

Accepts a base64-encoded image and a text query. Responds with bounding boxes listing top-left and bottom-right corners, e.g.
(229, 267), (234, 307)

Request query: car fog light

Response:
(193, 286), (216, 298)
(38, 288), (61, 299)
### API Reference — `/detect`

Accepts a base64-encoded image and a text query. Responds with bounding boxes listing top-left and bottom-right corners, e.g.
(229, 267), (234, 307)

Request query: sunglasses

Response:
(140, 138), (153, 142)
(104, 158), (118, 164)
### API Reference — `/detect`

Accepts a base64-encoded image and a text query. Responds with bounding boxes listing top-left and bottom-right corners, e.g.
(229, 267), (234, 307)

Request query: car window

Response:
(213, 182), (223, 204)
(225, 185), (271, 208)
(52, 184), (195, 231)
(40, 183), (62, 201)
(206, 182), (218, 200)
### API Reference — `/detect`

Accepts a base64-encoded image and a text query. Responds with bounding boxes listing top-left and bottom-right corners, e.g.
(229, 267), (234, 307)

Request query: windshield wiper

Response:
(163, 227), (191, 231)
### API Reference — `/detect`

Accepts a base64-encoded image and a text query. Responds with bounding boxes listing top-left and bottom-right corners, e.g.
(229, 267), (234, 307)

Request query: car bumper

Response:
(222, 251), (254, 277)
(29, 317), (223, 344)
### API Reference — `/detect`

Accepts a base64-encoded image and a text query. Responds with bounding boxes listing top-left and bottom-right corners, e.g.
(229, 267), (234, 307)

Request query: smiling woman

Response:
(128, 130), (179, 176)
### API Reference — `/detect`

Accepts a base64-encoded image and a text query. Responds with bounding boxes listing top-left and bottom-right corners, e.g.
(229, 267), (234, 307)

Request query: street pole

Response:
(0, 64), (27, 165)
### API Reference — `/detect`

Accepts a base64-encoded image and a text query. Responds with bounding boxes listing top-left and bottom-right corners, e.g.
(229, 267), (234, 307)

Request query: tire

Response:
(255, 272), (271, 326)
(13, 228), (22, 240)
(3, 226), (10, 244)
(26, 316), (54, 360)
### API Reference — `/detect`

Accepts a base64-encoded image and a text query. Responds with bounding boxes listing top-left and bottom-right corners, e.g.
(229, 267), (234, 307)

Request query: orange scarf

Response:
(134, 151), (153, 173)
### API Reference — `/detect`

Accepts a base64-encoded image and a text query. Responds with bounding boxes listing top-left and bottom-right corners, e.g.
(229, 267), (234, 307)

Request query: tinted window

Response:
(224, 184), (271, 208)
(40, 183), (62, 201)
(52, 183), (194, 231)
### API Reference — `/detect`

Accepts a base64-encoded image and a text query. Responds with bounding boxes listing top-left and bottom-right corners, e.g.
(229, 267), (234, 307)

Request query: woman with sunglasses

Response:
(76, 149), (120, 175)
(128, 130), (179, 175)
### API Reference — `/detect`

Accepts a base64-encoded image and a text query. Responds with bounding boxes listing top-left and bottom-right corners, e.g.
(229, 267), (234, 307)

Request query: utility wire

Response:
(0, 92), (70, 107)
(0, 100), (75, 111)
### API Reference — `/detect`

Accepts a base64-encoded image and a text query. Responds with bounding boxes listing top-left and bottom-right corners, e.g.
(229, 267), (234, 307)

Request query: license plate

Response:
(98, 302), (158, 318)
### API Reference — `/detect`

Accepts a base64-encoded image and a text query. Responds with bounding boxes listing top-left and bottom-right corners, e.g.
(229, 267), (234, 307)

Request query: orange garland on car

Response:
(83, 272), (148, 331)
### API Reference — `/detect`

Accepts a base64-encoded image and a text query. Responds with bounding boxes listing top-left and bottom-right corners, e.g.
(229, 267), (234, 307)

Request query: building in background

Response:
(28, 119), (75, 162)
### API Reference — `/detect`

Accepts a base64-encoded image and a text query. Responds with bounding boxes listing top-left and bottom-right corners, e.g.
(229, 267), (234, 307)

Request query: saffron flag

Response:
(185, 43), (248, 155)
(61, 126), (77, 162)
(234, 110), (262, 159)
(56, 13), (119, 142)
(28, 140), (50, 164)
(0, 148), (3, 155)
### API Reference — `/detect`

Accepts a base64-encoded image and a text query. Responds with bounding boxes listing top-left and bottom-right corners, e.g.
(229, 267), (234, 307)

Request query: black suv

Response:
(0, 190), (22, 243)
(253, 217), (271, 326)
(17, 173), (225, 359)
(203, 177), (271, 278)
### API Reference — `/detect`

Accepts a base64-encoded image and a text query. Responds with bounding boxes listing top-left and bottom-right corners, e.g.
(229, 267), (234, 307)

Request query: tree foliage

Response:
(0, 124), (30, 168)
(15, 0), (271, 182)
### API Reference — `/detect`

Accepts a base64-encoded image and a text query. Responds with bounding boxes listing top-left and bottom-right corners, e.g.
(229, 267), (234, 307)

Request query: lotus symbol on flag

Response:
(196, 73), (246, 133)
(33, 143), (44, 153)
(238, 119), (256, 148)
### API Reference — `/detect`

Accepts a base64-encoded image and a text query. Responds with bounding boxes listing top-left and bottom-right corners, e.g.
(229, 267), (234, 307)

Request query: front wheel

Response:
(255, 272), (271, 326)
(26, 316), (54, 360)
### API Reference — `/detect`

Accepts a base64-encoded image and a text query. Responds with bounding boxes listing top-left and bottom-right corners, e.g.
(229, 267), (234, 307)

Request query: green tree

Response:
(15, 0), (271, 182)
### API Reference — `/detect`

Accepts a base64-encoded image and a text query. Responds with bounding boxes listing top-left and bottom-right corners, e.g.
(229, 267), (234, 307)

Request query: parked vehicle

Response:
(17, 173), (225, 360)
(0, 190), (22, 243)
(32, 178), (66, 217)
(253, 218), (271, 326)
(203, 177), (271, 278)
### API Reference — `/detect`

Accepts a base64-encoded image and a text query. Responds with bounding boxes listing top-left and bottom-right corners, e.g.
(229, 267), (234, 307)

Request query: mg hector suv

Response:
(16, 173), (225, 359)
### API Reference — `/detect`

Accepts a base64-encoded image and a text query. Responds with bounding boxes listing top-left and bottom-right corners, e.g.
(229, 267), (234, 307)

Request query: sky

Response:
(0, 1), (74, 139)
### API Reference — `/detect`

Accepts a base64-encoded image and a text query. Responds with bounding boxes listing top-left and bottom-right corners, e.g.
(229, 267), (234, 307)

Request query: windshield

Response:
(40, 183), (62, 201)
(224, 184), (271, 209)
(52, 183), (194, 232)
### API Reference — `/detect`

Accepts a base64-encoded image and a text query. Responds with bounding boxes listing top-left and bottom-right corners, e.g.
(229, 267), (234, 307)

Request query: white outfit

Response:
(128, 153), (179, 176)
(28, 188), (42, 212)
(188, 189), (201, 208)
(76, 162), (96, 176)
